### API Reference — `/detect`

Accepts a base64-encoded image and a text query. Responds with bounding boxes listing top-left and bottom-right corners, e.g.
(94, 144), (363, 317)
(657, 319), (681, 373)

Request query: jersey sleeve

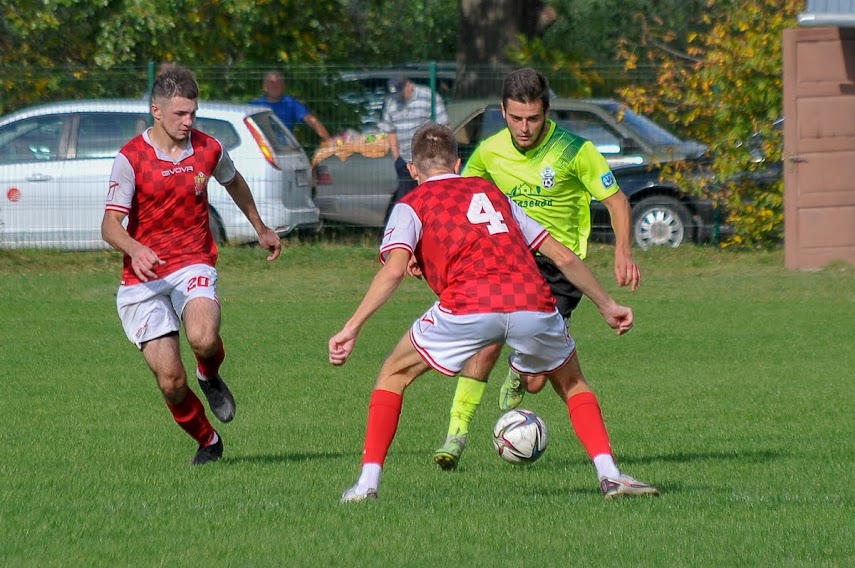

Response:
(508, 198), (549, 250)
(105, 152), (135, 214)
(573, 141), (620, 201)
(378, 203), (421, 263)
(462, 146), (492, 182)
(212, 145), (237, 186)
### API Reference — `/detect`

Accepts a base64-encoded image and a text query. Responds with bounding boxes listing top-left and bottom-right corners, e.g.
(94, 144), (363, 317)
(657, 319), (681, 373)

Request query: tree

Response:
(455, 0), (557, 96)
(616, 0), (802, 248)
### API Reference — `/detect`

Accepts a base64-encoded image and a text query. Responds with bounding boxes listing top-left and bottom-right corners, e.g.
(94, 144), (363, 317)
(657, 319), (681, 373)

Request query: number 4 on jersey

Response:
(467, 193), (509, 235)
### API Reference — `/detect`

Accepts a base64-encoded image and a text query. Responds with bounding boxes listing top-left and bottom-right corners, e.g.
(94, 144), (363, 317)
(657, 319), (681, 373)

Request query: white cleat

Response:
(600, 474), (660, 499)
(340, 485), (378, 504)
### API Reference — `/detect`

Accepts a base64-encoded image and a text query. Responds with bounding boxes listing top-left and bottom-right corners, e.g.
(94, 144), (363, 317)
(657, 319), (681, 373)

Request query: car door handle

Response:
(26, 173), (52, 182)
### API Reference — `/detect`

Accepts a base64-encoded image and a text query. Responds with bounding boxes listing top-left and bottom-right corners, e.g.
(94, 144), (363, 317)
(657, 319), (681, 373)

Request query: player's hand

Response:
(129, 244), (165, 282)
(257, 227), (281, 262)
(600, 303), (634, 336)
(406, 256), (423, 279)
(614, 251), (641, 291)
(329, 329), (357, 366)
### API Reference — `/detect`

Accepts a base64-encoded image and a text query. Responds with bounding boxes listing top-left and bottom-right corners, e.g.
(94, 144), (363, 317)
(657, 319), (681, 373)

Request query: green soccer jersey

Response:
(463, 120), (619, 259)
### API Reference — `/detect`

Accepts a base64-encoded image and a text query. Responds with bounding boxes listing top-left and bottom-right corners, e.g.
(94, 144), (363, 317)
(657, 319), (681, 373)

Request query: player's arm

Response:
(536, 235), (633, 335)
(577, 142), (640, 290)
(600, 189), (640, 291)
(222, 170), (281, 261)
(102, 155), (164, 282)
(101, 209), (164, 282)
(329, 248), (410, 365)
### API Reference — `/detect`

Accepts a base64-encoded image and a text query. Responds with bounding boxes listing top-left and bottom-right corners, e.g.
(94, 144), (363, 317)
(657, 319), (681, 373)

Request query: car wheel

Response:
(631, 196), (690, 249)
(209, 210), (226, 244)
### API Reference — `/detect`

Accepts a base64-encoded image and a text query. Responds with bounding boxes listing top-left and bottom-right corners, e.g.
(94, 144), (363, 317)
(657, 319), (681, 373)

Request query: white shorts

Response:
(116, 264), (219, 348)
(409, 302), (576, 377)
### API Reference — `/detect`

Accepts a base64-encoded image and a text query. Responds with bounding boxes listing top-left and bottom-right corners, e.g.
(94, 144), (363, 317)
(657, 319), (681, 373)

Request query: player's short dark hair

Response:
(151, 65), (199, 102)
(502, 68), (550, 113)
(411, 123), (457, 173)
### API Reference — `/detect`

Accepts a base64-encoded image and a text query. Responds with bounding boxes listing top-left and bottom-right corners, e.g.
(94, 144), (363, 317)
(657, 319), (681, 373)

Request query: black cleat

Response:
(196, 369), (236, 423)
(191, 434), (223, 466)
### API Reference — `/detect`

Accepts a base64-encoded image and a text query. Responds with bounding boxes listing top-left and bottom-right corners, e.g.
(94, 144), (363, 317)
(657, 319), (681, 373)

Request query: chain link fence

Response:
(0, 62), (725, 250)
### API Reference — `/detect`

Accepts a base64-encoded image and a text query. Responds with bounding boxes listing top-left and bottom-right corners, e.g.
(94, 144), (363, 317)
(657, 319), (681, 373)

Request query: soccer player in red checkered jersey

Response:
(102, 65), (282, 465)
(331, 123), (658, 502)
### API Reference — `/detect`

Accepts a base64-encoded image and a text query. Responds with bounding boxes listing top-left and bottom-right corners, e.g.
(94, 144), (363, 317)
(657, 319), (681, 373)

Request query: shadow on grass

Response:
(545, 449), (782, 470)
(619, 449), (783, 466)
(224, 451), (351, 465)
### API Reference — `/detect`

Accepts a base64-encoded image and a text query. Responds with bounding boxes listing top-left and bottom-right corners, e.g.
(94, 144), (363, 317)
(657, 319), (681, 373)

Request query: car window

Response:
(195, 117), (240, 150)
(0, 115), (67, 164)
(598, 102), (682, 147)
(76, 113), (150, 159)
(550, 110), (623, 154)
(247, 111), (302, 150)
(480, 108), (507, 140)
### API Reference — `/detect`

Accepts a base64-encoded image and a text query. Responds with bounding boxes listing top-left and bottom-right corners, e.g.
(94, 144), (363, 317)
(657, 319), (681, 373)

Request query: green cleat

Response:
(498, 368), (525, 411)
(433, 436), (466, 470)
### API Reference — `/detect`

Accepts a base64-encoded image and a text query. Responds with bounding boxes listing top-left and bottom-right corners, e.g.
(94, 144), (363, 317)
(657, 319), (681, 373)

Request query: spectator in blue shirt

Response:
(249, 71), (331, 144)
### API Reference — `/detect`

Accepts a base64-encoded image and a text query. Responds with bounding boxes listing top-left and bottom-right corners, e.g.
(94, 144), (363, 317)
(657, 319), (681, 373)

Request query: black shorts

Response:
(535, 255), (583, 320)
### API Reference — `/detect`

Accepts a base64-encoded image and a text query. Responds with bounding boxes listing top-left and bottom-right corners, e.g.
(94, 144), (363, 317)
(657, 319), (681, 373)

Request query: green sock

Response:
(446, 376), (487, 439)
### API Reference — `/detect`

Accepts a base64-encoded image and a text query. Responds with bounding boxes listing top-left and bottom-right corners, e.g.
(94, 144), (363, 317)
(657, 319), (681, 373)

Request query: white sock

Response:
(357, 463), (382, 491)
(593, 453), (620, 479)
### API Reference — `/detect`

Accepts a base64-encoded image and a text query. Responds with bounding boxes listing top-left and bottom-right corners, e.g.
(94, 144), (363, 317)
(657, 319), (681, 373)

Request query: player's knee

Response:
(186, 330), (219, 356)
(156, 370), (188, 402)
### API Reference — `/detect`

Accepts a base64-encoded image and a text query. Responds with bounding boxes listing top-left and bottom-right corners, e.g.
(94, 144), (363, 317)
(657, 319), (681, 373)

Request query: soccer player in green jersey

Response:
(433, 69), (645, 496)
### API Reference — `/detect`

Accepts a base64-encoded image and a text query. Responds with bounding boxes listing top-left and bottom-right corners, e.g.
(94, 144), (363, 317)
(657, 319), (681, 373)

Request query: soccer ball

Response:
(492, 409), (548, 465)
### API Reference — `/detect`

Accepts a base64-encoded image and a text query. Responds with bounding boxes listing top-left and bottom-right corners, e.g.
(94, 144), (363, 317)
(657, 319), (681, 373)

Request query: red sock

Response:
(167, 388), (216, 446)
(196, 337), (225, 378)
(362, 389), (403, 465)
(567, 391), (613, 459)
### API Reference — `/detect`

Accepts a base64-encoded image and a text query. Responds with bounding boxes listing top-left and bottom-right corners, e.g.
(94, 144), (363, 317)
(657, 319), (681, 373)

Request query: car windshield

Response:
(598, 102), (683, 147)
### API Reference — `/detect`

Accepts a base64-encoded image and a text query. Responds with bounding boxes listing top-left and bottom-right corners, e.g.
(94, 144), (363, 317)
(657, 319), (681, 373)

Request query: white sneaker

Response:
(340, 485), (378, 504)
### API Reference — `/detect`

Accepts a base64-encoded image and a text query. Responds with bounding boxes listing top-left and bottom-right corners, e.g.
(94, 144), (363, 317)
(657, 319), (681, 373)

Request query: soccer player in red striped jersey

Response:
(101, 65), (281, 465)
(331, 123), (658, 502)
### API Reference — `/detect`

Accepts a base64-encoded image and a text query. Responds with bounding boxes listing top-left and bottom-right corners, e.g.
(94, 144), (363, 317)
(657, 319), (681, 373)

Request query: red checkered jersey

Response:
(381, 174), (555, 315)
(106, 129), (230, 285)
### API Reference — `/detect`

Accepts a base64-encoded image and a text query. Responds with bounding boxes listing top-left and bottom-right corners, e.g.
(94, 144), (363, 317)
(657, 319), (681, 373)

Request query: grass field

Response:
(1, 243), (853, 567)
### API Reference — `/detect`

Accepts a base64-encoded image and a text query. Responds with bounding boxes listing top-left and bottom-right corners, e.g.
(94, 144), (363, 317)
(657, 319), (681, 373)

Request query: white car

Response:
(0, 99), (320, 249)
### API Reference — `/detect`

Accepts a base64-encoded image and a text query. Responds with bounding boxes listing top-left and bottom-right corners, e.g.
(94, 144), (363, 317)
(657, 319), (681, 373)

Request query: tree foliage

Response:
(511, 0), (711, 97)
(0, 0), (460, 114)
(616, 0), (802, 248)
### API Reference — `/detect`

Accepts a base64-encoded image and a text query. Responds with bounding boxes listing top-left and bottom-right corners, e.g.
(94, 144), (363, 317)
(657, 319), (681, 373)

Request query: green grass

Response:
(1, 244), (853, 567)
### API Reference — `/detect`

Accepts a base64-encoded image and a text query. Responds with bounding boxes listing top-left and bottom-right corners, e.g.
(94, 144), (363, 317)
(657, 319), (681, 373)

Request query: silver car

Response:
(0, 99), (320, 249)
